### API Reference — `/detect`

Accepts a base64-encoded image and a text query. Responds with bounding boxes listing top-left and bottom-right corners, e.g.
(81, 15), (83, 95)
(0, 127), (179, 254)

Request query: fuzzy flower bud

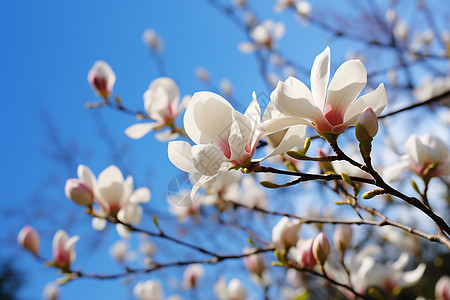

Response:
(272, 217), (302, 249)
(312, 232), (330, 266)
(333, 224), (353, 253)
(18, 225), (40, 255)
(64, 179), (94, 206)
(243, 247), (266, 276)
(435, 276), (450, 300)
(355, 107), (378, 142)
(297, 238), (316, 269)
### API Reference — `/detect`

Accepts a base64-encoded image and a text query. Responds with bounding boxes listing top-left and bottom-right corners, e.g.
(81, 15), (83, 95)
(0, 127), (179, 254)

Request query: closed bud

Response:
(243, 247), (266, 276)
(272, 217), (301, 249)
(64, 179), (93, 206)
(334, 224), (353, 253)
(18, 225), (40, 255)
(435, 275), (450, 300)
(355, 107), (378, 142)
(297, 238), (316, 269)
(183, 264), (205, 289)
(87, 60), (116, 99)
(312, 232), (330, 266)
(52, 230), (79, 270)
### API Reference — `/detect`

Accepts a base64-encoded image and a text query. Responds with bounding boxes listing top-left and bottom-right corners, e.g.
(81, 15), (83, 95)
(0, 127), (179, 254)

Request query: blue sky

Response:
(1, 0), (449, 299)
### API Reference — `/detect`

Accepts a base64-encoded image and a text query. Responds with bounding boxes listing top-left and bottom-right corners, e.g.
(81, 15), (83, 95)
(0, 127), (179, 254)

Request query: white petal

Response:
(310, 47), (330, 111)
(392, 253), (410, 271)
(397, 263), (426, 288)
(259, 117), (311, 134)
(273, 22), (286, 40)
(405, 135), (424, 167)
(262, 125), (307, 160)
(77, 164), (96, 188)
(116, 224), (131, 239)
(343, 83), (387, 125)
(130, 187), (151, 204)
(178, 95), (192, 112)
(272, 77), (324, 122)
(92, 217), (107, 231)
(229, 111), (253, 161)
(238, 42), (258, 53)
(184, 92), (234, 144)
(383, 160), (409, 182)
(167, 141), (197, 173)
(125, 122), (161, 139)
(262, 98), (285, 122)
(191, 144), (227, 176)
(244, 92), (261, 127)
(190, 174), (216, 202)
(325, 59), (367, 117)
(155, 129), (178, 141)
(149, 77), (180, 106)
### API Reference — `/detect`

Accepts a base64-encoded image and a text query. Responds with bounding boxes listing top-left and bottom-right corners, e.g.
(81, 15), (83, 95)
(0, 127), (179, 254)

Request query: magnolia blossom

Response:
(296, 1), (312, 20)
(64, 178), (93, 206)
(142, 28), (163, 52)
(52, 230), (79, 269)
(272, 217), (301, 249)
(214, 277), (247, 300)
(260, 47), (387, 136)
(43, 282), (60, 300)
(384, 134), (450, 181)
(312, 232), (330, 266)
(393, 21), (409, 42)
(183, 264), (205, 289)
(243, 247), (266, 276)
(76, 165), (150, 238)
(18, 225), (40, 255)
(125, 77), (190, 141)
(239, 20), (285, 53)
(435, 276), (450, 300)
(274, 0), (297, 12)
(328, 245), (426, 296)
(355, 107), (378, 141)
(87, 60), (116, 99)
(134, 280), (162, 300)
(333, 224), (353, 253)
(109, 240), (128, 263)
(296, 238), (316, 269)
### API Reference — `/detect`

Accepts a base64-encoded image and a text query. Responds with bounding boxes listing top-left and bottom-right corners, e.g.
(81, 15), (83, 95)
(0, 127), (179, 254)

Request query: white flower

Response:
(134, 280), (162, 300)
(214, 277), (247, 300)
(52, 230), (79, 269)
(239, 20), (285, 53)
(183, 264), (205, 288)
(87, 60), (116, 99)
(125, 78), (190, 141)
(43, 282), (60, 300)
(393, 21), (409, 42)
(260, 47), (387, 136)
(109, 240), (128, 263)
(142, 29), (163, 52)
(65, 165), (95, 206)
(296, 1), (311, 19)
(272, 217), (301, 249)
(384, 134), (450, 181)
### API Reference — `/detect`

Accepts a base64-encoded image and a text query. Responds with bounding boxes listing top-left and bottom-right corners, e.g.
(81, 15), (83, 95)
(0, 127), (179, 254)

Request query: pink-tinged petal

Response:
(272, 78), (324, 122)
(190, 174), (217, 202)
(324, 60), (367, 125)
(261, 125), (307, 160)
(149, 77), (180, 107)
(87, 60), (116, 98)
(125, 122), (161, 139)
(191, 144), (227, 176)
(168, 141), (197, 173)
(130, 187), (151, 204)
(155, 129), (178, 141)
(184, 92), (234, 144)
(244, 92), (261, 128)
(77, 164), (96, 188)
(343, 83), (387, 125)
(229, 111), (253, 161)
(259, 117), (311, 134)
(310, 47), (330, 112)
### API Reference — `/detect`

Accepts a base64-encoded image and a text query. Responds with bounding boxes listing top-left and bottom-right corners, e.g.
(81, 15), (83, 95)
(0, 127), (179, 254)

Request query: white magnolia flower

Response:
(109, 240), (128, 263)
(296, 1), (312, 19)
(239, 20), (285, 53)
(384, 134), (450, 182)
(125, 77), (190, 141)
(393, 21), (409, 42)
(260, 47), (387, 136)
(85, 165), (150, 238)
(235, 176), (268, 209)
(413, 76), (450, 102)
(134, 280), (162, 300)
(214, 277), (247, 300)
(142, 28), (163, 52)
(43, 282), (60, 300)
(183, 264), (205, 288)
(168, 92), (305, 198)
(52, 230), (79, 269)
(87, 60), (116, 99)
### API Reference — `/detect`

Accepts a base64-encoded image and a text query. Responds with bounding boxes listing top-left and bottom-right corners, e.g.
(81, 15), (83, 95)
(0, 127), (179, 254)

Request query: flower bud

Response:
(243, 247), (266, 276)
(355, 107), (378, 142)
(87, 60), (116, 99)
(272, 217), (301, 249)
(52, 230), (79, 270)
(43, 282), (60, 300)
(64, 179), (93, 206)
(18, 225), (40, 255)
(297, 238), (316, 269)
(333, 224), (353, 253)
(183, 264), (205, 289)
(435, 275), (450, 300)
(312, 232), (330, 266)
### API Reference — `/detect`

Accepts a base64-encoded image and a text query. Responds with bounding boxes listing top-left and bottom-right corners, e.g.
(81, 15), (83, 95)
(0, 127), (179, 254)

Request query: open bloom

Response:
(125, 77), (190, 141)
(384, 134), (450, 181)
(18, 225), (40, 255)
(87, 60), (116, 99)
(260, 47), (387, 136)
(52, 230), (79, 269)
(239, 20), (285, 53)
(134, 280), (162, 300)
